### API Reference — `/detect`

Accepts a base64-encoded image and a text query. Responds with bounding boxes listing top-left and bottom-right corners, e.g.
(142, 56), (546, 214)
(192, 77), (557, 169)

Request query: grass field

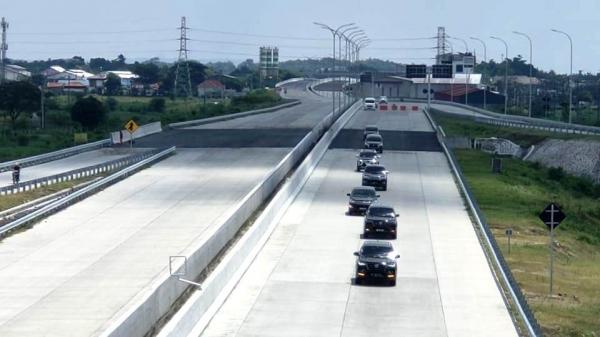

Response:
(433, 111), (600, 147)
(456, 150), (600, 336)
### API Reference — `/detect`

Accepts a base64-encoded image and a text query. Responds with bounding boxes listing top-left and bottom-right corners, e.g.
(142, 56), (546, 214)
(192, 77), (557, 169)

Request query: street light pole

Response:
(514, 31), (533, 118)
(471, 37), (488, 110)
(491, 36), (509, 114)
(551, 29), (573, 124)
(338, 25), (358, 110)
(314, 22), (338, 122)
(452, 37), (470, 106)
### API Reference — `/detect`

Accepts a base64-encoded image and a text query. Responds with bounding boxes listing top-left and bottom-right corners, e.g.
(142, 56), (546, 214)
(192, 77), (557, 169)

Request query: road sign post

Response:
(124, 120), (139, 149)
(505, 228), (513, 254)
(539, 202), (566, 295)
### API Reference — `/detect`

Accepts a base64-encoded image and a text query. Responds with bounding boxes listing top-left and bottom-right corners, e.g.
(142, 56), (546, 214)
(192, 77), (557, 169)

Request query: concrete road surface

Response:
(345, 103), (433, 132)
(200, 108), (518, 336)
(0, 148), (140, 188)
(0, 148), (291, 337)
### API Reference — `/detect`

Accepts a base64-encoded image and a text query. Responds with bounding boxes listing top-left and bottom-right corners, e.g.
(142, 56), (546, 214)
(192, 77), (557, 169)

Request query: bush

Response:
(71, 96), (108, 130)
(148, 97), (166, 112)
(105, 97), (118, 111)
(548, 166), (565, 181)
(17, 134), (29, 146)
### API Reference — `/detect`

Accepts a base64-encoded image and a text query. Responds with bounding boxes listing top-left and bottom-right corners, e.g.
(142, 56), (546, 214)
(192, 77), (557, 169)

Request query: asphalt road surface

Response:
(200, 109), (518, 337)
(0, 148), (141, 188)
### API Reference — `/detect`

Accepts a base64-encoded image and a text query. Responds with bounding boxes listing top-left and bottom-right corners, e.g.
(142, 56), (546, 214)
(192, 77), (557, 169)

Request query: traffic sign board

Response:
(124, 120), (139, 134)
(539, 203), (566, 230)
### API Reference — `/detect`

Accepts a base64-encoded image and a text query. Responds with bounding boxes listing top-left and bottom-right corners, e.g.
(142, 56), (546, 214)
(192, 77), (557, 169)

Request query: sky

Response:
(1, 0), (599, 74)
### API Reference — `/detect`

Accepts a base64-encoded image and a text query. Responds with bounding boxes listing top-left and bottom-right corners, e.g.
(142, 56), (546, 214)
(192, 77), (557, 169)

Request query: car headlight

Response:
(357, 261), (366, 266)
(382, 262), (395, 267)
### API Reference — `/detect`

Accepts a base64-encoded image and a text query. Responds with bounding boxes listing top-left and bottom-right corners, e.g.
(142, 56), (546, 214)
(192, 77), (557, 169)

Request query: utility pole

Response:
(174, 16), (192, 97)
(1, 17), (8, 83)
(491, 36), (509, 115)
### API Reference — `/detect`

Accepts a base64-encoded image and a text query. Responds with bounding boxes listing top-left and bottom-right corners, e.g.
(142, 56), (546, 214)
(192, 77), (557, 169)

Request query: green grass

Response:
(433, 111), (600, 147)
(456, 149), (600, 336)
(1, 90), (285, 162)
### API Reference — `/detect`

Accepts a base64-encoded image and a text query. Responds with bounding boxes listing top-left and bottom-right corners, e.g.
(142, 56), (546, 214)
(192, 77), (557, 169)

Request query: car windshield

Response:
(366, 135), (382, 142)
(364, 166), (385, 174)
(361, 245), (393, 258)
(365, 99), (375, 103)
(351, 189), (376, 198)
(359, 152), (376, 159)
(368, 207), (395, 217)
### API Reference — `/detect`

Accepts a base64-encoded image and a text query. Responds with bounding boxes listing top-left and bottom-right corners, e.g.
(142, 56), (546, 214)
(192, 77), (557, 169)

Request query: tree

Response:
(0, 81), (41, 128)
(148, 97), (166, 112)
(131, 62), (160, 84)
(89, 57), (112, 72)
(70, 96), (107, 129)
(105, 73), (122, 96)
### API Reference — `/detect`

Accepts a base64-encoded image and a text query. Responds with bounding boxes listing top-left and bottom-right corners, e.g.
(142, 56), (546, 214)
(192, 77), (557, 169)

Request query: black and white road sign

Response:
(539, 203), (566, 230)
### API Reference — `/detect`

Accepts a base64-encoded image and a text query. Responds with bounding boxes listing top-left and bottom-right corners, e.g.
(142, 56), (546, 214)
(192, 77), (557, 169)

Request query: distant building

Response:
(3, 64), (31, 81)
(259, 46), (279, 83)
(197, 79), (225, 98)
(436, 52), (476, 75)
(87, 71), (139, 94)
(45, 66), (95, 92)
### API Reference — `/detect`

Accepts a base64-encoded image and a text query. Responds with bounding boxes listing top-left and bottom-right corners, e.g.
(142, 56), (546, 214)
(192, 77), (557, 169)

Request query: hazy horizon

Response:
(1, 0), (599, 74)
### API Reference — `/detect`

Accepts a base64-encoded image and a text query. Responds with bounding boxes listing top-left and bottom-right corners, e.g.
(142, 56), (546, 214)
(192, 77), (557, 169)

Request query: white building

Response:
(2, 64), (31, 81)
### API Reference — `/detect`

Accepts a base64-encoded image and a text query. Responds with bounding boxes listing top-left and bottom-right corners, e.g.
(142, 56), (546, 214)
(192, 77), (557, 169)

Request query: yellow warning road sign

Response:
(124, 120), (139, 134)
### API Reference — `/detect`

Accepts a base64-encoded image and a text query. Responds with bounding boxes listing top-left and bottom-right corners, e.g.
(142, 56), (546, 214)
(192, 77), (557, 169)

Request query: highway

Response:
(0, 148), (139, 188)
(0, 80), (332, 337)
(200, 107), (518, 337)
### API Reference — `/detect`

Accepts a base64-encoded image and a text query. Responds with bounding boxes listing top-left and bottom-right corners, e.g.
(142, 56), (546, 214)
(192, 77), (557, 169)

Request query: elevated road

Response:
(200, 108), (518, 337)
(0, 80), (332, 337)
(0, 148), (139, 188)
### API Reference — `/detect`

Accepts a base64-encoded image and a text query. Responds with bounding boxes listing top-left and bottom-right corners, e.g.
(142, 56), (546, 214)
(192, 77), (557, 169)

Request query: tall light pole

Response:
(356, 39), (370, 99)
(551, 29), (573, 124)
(338, 25), (358, 110)
(513, 31), (533, 118)
(471, 37), (488, 110)
(491, 36), (509, 114)
(452, 37), (471, 106)
(347, 31), (365, 102)
(314, 22), (338, 121)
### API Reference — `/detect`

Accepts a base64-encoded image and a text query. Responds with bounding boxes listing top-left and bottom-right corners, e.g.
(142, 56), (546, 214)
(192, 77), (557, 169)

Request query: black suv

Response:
(356, 149), (379, 171)
(347, 186), (379, 215)
(354, 240), (400, 286)
(363, 204), (398, 239)
(364, 133), (383, 153)
(362, 165), (388, 191)
(363, 125), (379, 141)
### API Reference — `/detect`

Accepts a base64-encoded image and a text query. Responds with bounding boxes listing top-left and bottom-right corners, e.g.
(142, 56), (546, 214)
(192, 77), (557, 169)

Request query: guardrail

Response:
(417, 99), (600, 136)
(423, 107), (543, 337)
(168, 100), (301, 129)
(0, 148), (165, 196)
(98, 99), (357, 337)
(0, 138), (111, 173)
(157, 99), (362, 337)
(0, 147), (175, 237)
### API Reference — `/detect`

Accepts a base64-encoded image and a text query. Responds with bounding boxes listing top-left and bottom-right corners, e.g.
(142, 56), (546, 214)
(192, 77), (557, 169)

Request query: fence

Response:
(0, 148), (166, 196)
(0, 147), (175, 236)
(0, 139), (111, 173)
(423, 107), (544, 337)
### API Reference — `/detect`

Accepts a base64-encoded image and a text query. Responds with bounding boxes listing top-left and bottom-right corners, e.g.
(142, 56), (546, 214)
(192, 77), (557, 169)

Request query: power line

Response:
(11, 28), (174, 36)
(11, 39), (175, 45)
(189, 27), (329, 41)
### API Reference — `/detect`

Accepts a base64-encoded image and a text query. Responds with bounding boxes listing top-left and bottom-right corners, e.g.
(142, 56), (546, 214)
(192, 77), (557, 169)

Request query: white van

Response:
(364, 97), (376, 110)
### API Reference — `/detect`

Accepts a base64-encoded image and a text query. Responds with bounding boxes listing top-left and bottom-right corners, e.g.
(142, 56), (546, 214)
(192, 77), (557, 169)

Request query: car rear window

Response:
(365, 99), (375, 103)
(366, 126), (378, 132)
(364, 166), (385, 174)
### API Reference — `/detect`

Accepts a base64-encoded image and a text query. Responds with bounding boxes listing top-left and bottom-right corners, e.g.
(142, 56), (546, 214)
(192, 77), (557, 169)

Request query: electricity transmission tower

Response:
(174, 16), (192, 97)
(1, 17), (8, 83)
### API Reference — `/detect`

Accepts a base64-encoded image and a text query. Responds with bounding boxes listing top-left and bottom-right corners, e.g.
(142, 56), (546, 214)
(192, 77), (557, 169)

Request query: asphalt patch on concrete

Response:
(330, 129), (442, 152)
(129, 128), (311, 148)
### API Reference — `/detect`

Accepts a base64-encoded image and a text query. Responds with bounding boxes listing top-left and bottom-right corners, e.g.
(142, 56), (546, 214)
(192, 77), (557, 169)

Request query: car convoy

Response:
(348, 123), (400, 286)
